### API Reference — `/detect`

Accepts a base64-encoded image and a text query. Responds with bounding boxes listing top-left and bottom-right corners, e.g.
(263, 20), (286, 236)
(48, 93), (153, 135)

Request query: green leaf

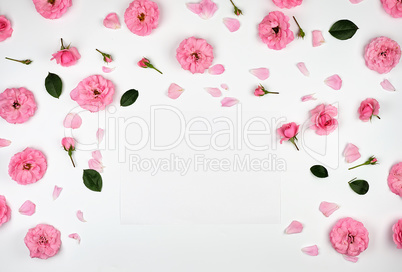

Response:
(83, 169), (102, 192)
(120, 89), (139, 107)
(349, 179), (369, 195)
(329, 19), (359, 40)
(45, 72), (62, 98)
(310, 165), (329, 178)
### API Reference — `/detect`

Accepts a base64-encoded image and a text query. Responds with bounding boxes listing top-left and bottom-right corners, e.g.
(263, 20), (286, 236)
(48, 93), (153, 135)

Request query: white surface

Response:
(0, 0), (402, 271)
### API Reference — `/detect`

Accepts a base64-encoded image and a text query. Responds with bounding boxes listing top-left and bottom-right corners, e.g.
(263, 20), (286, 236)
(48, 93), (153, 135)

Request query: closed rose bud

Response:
(61, 137), (75, 167)
(254, 86), (265, 96)
(137, 57), (149, 68)
(277, 122), (300, 151)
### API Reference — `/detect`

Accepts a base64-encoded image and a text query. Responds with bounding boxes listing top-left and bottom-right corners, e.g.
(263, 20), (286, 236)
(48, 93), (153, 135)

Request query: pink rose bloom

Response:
(62, 137), (75, 150)
(392, 219), (402, 248)
(258, 11), (294, 50)
(272, 0), (303, 9)
(0, 195), (11, 227)
(51, 47), (81, 67)
(358, 98), (380, 122)
(277, 122), (299, 143)
(70, 75), (115, 112)
(388, 162), (402, 197)
(0, 15), (13, 42)
(24, 224), (61, 259)
(309, 104), (338, 135)
(381, 0), (402, 18)
(124, 0), (159, 36)
(9, 148), (47, 185)
(176, 36), (214, 74)
(32, 0), (72, 19)
(364, 36), (401, 74)
(330, 217), (369, 257)
(0, 87), (37, 124)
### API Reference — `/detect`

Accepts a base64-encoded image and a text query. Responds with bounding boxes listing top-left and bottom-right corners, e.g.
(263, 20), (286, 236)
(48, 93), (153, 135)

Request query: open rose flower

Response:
(392, 219), (402, 248)
(258, 11), (294, 50)
(51, 38), (81, 67)
(24, 224), (61, 259)
(364, 36), (401, 74)
(0, 87), (37, 124)
(32, 0), (72, 19)
(381, 0), (402, 18)
(272, 0), (303, 9)
(358, 98), (380, 122)
(0, 15), (13, 42)
(176, 36), (214, 74)
(124, 0), (159, 36)
(0, 195), (11, 227)
(388, 162), (402, 197)
(309, 104), (338, 135)
(277, 122), (299, 150)
(9, 148), (47, 185)
(330, 217), (369, 257)
(70, 75), (115, 112)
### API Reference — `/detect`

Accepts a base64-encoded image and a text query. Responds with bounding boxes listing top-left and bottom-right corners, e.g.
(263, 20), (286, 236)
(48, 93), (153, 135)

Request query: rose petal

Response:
(223, 18), (240, 32)
(319, 201), (339, 217)
(76, 210), (87, 222)
(380, 79), (395, 91)
(301, 94), (316, 102)
(92, 150), (102, 161)
(285, 220), (303, 234)
(19, 200), (36, 216)
(312, 30), (325, 47)
(168, 83), (184, 99)
(63, 113), (82, 129)
(301, 245), (319, 256)
(205, 87), (222, 97)
(208, 64), (225, 75)
(186, 0), (218, 20)
(68, 233), (81, 244)
(221, 83), (229, 90)
(102, 66), (115, 73)
(343, 255), (358, 263)
(53, 186), (63, 200)
(249, 68), (270, 80)
(89, 159), (104, 173)
(0, 138), (11, 148)
(297, 62), (310, 76)
(221, 97), (239, 107)
(103, 12), (121, 29)
(349, 0), (363, 3)
(325, 74), (342, 90)
(343, 143), (361, 163)
(97, 128), (105, 143)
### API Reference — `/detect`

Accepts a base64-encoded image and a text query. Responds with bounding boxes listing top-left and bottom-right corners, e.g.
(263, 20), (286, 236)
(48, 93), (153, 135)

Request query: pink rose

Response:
(258, 11), (294, 50)
(138, 57), (149, 68)
(62, 137), (75, 150)
(51, 47), (81, 67)
(0, 15), (13, 42)
(32, 0), (72, 19)
(176, 36), (214, 74)
(0, 87), (37, 124)
(70, 75), (115, 112)
(124, 0), (159, 36)
(278, 122), (299, 143)
(358, 98), (380, 122)
(272, 0), (303, 9)
(392, 219), (402, 249)
(364, 36), (401, 74)
(0, 195), (11, 227)
(309, 104), (338, 135)
(388, 162), (402, 197)
(8, 148), (47, 185)
(254, 86), (265, 96)
(330, 217), (369, 257)
(381, 0), (402, 18)
(24, 224), (61, 259)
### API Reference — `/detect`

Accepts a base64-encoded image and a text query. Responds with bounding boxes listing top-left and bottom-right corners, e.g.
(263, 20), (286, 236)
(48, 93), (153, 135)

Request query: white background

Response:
(1, 0), (402, 271)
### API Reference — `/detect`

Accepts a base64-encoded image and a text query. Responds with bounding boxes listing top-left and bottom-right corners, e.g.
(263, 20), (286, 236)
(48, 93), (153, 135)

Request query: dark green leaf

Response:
(120, 89), (139, 107)
(310, 165), (328, 178)
(45, 72), (62, 98)
(349, 179), (369, 195)
(83, 169), (102, 192)
(329, 19), (359, 40)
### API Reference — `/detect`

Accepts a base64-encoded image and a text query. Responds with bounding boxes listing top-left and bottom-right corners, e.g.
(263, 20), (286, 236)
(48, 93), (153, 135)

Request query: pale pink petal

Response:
(102, 66), (115, 73)
(186, 0), (218, 19)
(19, 200), (36, 216)
(301, 245), (319, 256)
(285, 220), (303, 234)
(343, 255), (358, 263)
(301, 94), (316, 102)
(297, 62), (310, 76)
(92, 150), (102, 161)
(63, 113), (82, 129)
(168, 83), (184, 99)
(349, 0), (363, 4)
(103, 12), (121, 29)
(380, 79), (395, 91)
(96, 128), (104, 143)
(223, 18), (240, 32)
(68, 233), (81, 244)
(53, 186), (63, 200)
(0, 138), (11, 147)
(208, 64), (225, 75)
(312, 30), (325, 47)
(76, 210), (87, 222)
(221, 83), (229, 90)
(249, 68), (270, 80)
(343, 143), (361, 163)
(89, 159), (104, 173)
(186, 3), (202, 14)
(325, 74), (342, 90)
(221, 97), (239, 107)
(205, 87), (222, 97)
(319, 201), (339, 217)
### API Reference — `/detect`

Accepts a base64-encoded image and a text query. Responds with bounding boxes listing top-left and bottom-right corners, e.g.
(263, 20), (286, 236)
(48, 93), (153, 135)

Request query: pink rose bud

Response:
(96, 49), (113, 63)
(254, 84), (279, 97)
(62, 137), (76, 167)
(138, 57), (163, 74)
(277, 122), (300, 151)
(348, 156), (378, 170)
(358, 98), (380, 122)
(51, 38), (81, 67)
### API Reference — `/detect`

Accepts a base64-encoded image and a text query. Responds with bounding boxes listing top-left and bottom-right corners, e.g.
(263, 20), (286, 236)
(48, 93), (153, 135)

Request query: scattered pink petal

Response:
(223, 17), (240, 32)
(208, 64), (225, 75)
(89, 159), (104, 173)
(205, 87), (222, 97)
(301, 94), (316, 102)
(68, 233), (81, 244)
(319, 201), (339, 217)
(221, 83), (229, 90)
(103, 12), (121, 29)
(249, 68), (270, 80)
(296, 62), (310, 76)
(0, 138), (11, 147)
(53, 186), (63, 200)
(19, 200), (36, 216)
(168, 83), (184, 99)
(325, 74), (342, 90)
(76, 210), (87, 222)
(285, 220), (303, 234)
(102, 66), (115, 73)
(312, 30), (325, 47)
(63, 113), (82, 129)
(301, 245), (319, 256)
(221, 97), (239, 107)
(97, 128), (105, 143)
(349, 0), (363, 4)
(343, 143), (361, 163)
(186, 0), (218, 20)
(343, 255), (358, 263)
(92, 150), (102, 161)
(380, 79), (395, 91)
